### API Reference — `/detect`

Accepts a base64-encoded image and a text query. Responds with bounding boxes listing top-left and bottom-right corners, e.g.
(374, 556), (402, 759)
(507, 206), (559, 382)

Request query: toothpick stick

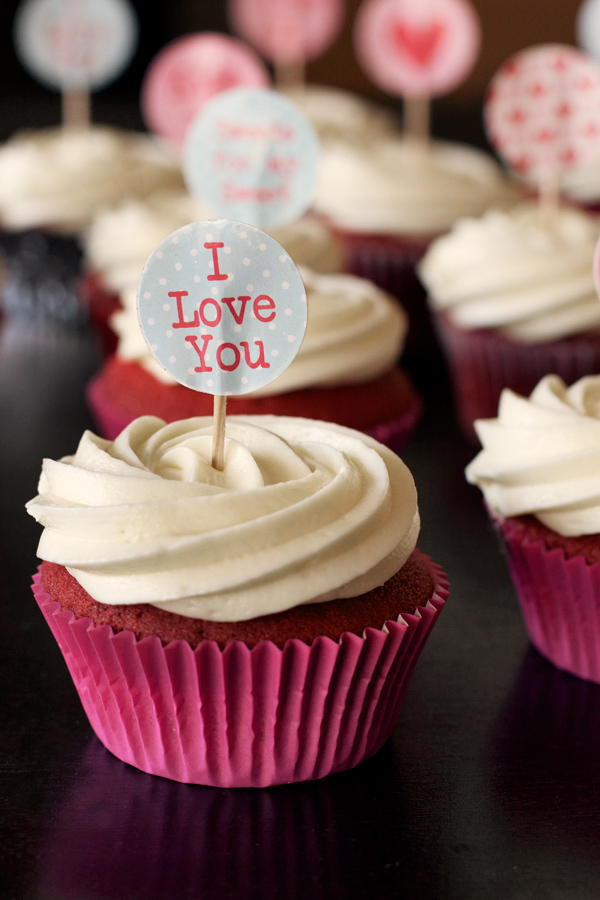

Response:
(62, 89), (91, 129)
(212, 394), (227, 471)
(275, 56), (305, 91)
(403, 94), (430, 145)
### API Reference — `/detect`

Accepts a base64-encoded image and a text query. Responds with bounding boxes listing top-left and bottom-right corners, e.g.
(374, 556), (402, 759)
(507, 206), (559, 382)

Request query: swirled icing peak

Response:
(0, 126), (184, 232)
(112, 265), (407, 395)
(466, 374), (600, 536)
(313, 137), (518, 235)
(419, 203), (600, 342)
(27, 415), (420, 621)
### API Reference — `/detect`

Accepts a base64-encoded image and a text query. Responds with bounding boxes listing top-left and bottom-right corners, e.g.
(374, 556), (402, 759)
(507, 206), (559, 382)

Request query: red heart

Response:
(390, 20), (445, 68)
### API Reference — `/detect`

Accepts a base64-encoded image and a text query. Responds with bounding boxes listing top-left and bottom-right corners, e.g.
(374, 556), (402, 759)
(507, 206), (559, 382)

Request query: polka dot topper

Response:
(485, 44), (600, 182)
(14, 0), (138, 93)
(184, 87), (320, 230)
(138, 219), (307, 396)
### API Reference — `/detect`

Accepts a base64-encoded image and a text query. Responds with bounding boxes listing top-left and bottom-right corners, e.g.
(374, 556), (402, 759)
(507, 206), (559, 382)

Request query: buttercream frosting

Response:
(419, 203), (600, 342)
(0, 126), (184, 232)
(112, 265), (406, 395)
(27, 415), (420, 620)
(313, 137), (518, 235)
(83, 189), (342, 292)
(466, 374), (600, 536)
(281, 84), (400, 144)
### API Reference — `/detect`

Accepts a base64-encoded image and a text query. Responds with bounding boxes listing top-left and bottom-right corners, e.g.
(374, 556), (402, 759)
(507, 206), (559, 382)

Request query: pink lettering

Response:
(221, 295), (251, 325)
(254, 294), (276, 323)
(216, 342), (241, 371)
(240, 341), (270, 369)
(185, 334), (213, 372)
(170, 291), (199, 329)
(205, 242), (228, 282)
(199, 298), (222, 327)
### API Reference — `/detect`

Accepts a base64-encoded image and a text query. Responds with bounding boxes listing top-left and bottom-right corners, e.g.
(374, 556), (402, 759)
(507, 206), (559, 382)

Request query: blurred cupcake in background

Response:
(87, 264), (423, 451)
(419, 202), (600, 441)
(466, 374), (600, 683)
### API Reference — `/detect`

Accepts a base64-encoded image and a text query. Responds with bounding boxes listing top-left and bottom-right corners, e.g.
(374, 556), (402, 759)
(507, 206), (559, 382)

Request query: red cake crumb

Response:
(499, 515), (600, 565)
(92, 355), (419, 432)
(40, 553), (434, 650)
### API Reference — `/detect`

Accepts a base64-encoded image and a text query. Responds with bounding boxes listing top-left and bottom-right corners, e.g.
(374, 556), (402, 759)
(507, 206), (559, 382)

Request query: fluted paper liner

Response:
(434, 311), (600, 442)
(498, 519), (600, 684)
(31, 552), (448, 787)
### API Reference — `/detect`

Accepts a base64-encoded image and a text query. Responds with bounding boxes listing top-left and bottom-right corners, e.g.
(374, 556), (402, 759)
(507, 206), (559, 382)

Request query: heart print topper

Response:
(485, 44), (600, 182)
(354, 0), (481, 97)
(14, 0), (138, 92)
(137, 219), (307, 397)
(141, 33), (270, 148)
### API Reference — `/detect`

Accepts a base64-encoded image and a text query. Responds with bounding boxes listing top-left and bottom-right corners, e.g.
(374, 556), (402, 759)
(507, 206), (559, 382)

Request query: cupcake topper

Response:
(354, 0), (481, 143)
(14, 0), (138, 129)
(183, 87), (320, 230)
(137, 219), (307, 469)
(485, 44), (600, 228)
(140, 33), (270, 149)
(228, 0), (345, 89)
(576, 0), (600, 62)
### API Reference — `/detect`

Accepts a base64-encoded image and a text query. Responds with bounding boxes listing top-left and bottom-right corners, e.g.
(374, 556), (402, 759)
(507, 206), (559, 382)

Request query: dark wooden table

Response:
(2, 296), (600, 900)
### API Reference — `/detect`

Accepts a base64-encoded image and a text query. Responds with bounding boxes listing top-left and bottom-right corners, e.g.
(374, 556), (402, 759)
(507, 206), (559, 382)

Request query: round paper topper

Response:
(229, 0), (344, 65)
(138, 219), (307, 397)
(184, 87), (320, 230)
(485, 44), (600, 181)
(141, 33), (270, 148)
(354, 0), (481, 97)
(576, 0), (600, 63)
(14, 0), (137, 92)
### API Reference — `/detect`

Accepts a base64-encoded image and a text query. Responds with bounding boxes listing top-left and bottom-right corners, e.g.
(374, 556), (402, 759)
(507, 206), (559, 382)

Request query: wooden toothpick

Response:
(212, 395), (227, 471)
(62, 89), (91, 129)
(403, 93), (431, 146)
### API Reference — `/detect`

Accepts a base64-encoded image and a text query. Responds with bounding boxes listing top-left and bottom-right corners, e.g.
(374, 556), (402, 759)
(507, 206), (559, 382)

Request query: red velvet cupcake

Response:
(27, 414), (448, 787)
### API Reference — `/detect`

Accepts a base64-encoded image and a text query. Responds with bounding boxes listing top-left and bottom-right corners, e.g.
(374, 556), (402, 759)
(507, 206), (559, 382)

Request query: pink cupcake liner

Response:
(498, 518), (600, 683)
(86, 374), (424, 453)
(434, 311), (600, 442)
(31, 552), (448, 787)
(332, 229), (437, 359)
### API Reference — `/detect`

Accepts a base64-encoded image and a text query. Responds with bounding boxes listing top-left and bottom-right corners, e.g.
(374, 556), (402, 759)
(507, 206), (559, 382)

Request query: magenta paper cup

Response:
(86, 373), (424, 453)
(31, 552), (448, 788)
(498, 518), (600, 683)
(434, 311), (600, 442)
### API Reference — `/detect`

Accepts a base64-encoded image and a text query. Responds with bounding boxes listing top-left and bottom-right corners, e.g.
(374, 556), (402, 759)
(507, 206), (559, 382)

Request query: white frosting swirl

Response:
(0, 127), (184, 232)
(112, 265), (406, 395)
(313, 137), (518, 235)
(466, 374), (600, 536)
(83, 189), (342, 292)
(419, 203), (600, 342)
(281, 84), (400, 144)
(27, 415), (420, 620)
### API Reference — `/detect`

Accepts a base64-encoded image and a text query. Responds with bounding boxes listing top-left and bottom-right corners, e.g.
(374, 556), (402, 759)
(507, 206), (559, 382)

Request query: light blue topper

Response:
(137, 219), (307, 396)
(183, 87), (320, 229)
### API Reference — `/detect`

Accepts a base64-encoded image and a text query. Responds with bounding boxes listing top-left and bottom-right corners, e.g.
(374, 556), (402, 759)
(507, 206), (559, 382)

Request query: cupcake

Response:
(26, 413), (448, 786)
(0, 125), (183, 323)
(281, 83), (400, 145)
(87, 265), (422, 451)
(466, 374), (600, 683)
(79, 188), (343, 354)
(419, 202), (600, 441)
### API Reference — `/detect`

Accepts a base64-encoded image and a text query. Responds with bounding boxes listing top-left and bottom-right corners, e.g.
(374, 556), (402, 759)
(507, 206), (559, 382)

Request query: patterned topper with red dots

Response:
(353, 0), (481, 98)
(484, 44), (600, 182)
(141, 33), (270, 148)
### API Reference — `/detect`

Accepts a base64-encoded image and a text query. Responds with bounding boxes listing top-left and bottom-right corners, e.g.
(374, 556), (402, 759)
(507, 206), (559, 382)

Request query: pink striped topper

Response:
(485, 44), (600, 181)
(141, 32), (270, 147)
(354, 0), (480, 97)
(228, 0), (344, 65)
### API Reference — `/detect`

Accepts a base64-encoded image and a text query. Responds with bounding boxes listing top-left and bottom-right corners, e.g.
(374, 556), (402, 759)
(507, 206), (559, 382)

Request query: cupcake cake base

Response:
(32, 551), (448, 787)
